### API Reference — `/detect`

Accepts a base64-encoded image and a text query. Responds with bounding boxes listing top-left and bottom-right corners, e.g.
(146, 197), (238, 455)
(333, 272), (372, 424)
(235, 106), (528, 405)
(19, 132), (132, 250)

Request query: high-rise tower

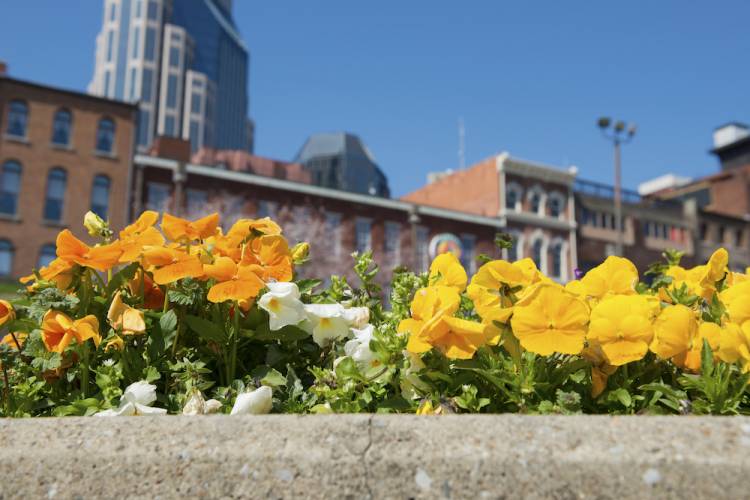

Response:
(88, 0), (254, 153)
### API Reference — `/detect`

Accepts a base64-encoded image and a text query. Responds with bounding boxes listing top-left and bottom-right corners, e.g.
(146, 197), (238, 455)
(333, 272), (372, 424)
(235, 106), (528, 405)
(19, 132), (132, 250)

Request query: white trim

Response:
(502, 210), (577, 231)
(497, 152), (577, 186)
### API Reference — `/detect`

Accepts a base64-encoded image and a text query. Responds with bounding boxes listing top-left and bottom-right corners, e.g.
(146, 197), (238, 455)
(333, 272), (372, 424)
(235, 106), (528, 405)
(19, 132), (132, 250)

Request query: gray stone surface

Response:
(1, 414), (749, 499)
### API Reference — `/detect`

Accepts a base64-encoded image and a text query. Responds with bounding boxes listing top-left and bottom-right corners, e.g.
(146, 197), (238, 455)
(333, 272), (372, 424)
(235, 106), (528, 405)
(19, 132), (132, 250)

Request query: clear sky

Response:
(1, 1), (749, 197)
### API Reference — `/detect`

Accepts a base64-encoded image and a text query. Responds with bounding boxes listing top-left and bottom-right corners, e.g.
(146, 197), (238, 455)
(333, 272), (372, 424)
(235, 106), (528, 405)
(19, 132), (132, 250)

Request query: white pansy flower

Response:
(182, 388), (223, 415)
(344, 324), (378, 370)
(258, 282), (306, 331)
(303, 303), (350, 347)
(230, 386), (273, 415)
(95, 380), (167, 417)
(342, 307), (370, 329)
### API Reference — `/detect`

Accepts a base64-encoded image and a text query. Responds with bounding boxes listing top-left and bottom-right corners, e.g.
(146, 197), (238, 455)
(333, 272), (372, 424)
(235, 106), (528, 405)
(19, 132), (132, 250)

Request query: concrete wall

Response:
(1, 414), (749, 499)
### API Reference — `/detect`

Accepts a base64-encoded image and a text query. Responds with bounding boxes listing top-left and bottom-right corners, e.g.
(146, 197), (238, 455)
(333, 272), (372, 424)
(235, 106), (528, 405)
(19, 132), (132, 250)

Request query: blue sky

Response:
(2, 1), (749, 197)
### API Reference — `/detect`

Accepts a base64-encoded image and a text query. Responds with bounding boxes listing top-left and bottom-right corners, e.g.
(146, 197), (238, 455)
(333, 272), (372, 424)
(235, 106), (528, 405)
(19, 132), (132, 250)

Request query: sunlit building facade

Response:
(88, 0), (253, 153)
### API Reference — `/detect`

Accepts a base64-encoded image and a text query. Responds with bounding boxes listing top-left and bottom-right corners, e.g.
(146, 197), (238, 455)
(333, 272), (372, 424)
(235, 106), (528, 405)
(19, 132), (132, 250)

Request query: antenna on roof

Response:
(458, 116), (466, 169)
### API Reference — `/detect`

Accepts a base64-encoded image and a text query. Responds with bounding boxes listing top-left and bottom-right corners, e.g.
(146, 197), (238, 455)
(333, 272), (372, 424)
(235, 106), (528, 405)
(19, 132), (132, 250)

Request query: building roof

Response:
(0, 75), (138, 111)
(190, 148), (311, 183)
(295, 132), (378, 164)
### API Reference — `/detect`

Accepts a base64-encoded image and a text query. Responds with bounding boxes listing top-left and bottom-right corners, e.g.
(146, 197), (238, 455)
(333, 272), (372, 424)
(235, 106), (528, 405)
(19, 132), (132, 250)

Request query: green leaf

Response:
(250, 323), (309, 342)
(701, 338), (714, 374)
(159, 309), (178, 335)
(183, 315), (227, 343)
(612, 388), (632, 408)
(250, 365), (287, 387)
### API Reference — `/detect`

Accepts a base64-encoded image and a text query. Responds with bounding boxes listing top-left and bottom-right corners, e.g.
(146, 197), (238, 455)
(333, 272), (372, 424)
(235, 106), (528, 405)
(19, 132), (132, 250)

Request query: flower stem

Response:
(162, 285), (170, 313)
(81, 342), (90, 398)
(229, 302), (240, 383)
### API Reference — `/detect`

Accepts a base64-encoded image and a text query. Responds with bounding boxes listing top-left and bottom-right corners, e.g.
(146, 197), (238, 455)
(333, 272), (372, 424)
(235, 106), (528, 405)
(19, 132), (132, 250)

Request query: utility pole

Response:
(597, 117), (636, 257)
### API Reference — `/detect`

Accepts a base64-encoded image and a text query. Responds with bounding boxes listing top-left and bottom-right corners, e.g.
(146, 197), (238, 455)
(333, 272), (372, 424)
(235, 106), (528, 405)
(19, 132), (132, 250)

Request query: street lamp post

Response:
(597, 117), (636, 257)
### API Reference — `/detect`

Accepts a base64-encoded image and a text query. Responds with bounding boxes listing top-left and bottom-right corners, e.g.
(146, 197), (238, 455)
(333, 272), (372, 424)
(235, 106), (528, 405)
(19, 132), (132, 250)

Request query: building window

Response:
(43, 168), (67, 223)
(106, 30), (115, 62)
(108, 1), (116, 21)
(528, 187), (545, 215)
(460, 234), (476, 274)
(550, 241), (563, 279)
(355, 217), (372, 253)
(735, 229), (743, 247)
(718, 226), (726, 244)
(548, 192), (565, 218)
(138, 110), (150, 146)
(142, 68), (154, 101)
(38, 244), (56, 269)
(6, 100), (28, 138)
(91, 175), (110, 219)
(146, 182), (170, 212)
(186, 188), (208, 216)
(147, 0), (158, 20)
(164, 116), (176, 136)
(507, 232), (522, 262)
(700, 223), (708, 241)
(416, 226), (430, 272)
(257, 200), (278, 218)
(0, 240), (13, 277)
(0, 160), (22, 216)
(51, 108), (72, 146)
(532, 237), (544, 272)
(131, 26), (141, 58)
(144, 27), (156, 61)
(325, 212), (342, 257)
(166, 74), (178, 108)
(505, 183), (522, 211)
(384, 221), (401, 266)
(191, 92), (202, 114)
(96, 118), (116, 153)
(169, 47), (181, 68)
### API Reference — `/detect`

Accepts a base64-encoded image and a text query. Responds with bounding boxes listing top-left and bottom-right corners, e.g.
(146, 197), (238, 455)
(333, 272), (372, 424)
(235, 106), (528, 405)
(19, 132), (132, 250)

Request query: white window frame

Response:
(529, 229), (549, 274)
(384, 221), (402, 266)
(526, 184), (547, 216)
(548, 236), (569, 282)
(355, 217), (372, 254)
(547, 191), (566, 220)
(505, 181), (524, 212)
(325, 211), (343, 258)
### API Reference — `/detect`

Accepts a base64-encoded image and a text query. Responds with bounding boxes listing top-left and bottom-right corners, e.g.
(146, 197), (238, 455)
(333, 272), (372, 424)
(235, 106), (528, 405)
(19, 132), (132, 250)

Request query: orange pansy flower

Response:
(142, 246), (204, 285)
(161, 213), (219, 242)
(118, 211), (165, 263)
(41, 310), (101, 353)
(127, 269), (165, 310)
(56, 230), (122, 272)
(20, 258), (74, 290)
(241, 234), (293, 282)
(203, 256), (265, 303)
(120, 211), (160, 239)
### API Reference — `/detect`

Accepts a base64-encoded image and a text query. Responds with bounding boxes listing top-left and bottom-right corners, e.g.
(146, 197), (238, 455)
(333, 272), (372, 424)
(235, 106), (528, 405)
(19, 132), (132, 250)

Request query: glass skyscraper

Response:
(88, 0), (254, 152)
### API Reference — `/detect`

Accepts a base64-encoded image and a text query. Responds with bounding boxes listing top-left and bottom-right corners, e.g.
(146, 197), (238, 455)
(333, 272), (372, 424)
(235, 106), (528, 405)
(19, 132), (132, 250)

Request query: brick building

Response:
(402, 153), (579, 281)
(0, 69), (137, 278)
(133, 150), (512, 289)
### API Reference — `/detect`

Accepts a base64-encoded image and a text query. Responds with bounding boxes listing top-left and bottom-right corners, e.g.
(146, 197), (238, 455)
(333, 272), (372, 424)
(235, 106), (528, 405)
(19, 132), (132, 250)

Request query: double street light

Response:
(597, 117), (637, 257)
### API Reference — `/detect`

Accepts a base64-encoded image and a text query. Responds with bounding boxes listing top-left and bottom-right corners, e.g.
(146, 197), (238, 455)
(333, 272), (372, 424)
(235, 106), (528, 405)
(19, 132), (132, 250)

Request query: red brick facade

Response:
(0, 76), (137, 278)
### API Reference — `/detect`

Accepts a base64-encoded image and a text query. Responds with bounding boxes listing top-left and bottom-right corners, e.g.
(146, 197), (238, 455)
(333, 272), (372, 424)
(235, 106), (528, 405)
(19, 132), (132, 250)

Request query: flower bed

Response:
(1, 210), (749, 417)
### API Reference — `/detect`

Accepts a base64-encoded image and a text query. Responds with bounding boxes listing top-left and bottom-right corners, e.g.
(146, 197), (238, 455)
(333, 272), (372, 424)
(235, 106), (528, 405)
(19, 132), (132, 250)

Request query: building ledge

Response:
(2, 133), (30, 145)
(0, 414), (746, 498)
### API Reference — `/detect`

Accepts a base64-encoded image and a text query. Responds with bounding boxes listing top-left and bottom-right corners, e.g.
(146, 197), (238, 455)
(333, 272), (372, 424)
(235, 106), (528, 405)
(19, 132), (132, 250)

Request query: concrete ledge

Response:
(1, 415), (749, 499)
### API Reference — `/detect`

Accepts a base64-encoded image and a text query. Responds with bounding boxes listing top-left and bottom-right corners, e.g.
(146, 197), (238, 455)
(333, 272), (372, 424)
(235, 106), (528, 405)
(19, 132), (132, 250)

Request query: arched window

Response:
(6, 100), (28, 137)
(0, 160), (22, 216)
(532, 238), (544, 271)
(550, 241), (564, 279)
(527, 185), (546, 215)
(51, 108), (73, 146)
(506, 231), (523, 262)
(96, 117), (116, 153)
(0, 240), (13, 277)
(38, 244), (56, 269)
(505, 182), (523, 212)
(548, 192), (566, 218)
(44, 168), (67, 223)
(91, 175), (111, 219)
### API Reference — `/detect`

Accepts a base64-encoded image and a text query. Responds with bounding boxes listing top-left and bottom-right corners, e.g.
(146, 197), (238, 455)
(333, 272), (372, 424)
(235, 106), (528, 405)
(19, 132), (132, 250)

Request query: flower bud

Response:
(291, 242), (310, 263)
(83, 211), (109, 237)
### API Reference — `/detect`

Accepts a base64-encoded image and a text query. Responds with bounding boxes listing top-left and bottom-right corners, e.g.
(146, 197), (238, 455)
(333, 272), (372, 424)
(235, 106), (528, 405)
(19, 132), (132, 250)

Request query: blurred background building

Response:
(88, 0), (253, 153)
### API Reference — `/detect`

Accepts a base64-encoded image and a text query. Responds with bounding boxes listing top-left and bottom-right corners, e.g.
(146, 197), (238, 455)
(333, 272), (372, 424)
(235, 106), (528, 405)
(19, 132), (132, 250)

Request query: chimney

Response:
(712, 123), (750, 171)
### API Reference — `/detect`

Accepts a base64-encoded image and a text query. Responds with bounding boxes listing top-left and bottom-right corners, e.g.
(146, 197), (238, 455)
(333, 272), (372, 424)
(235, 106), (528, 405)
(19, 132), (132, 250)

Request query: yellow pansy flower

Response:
(673, 322), (722, 372)
(579, 256), (638, 300)
(587, 295), (658, 366)
(650, 304), (698, 360)
(510, 283), (589, 356)
(428, 253), (467, 291)
(466, 259), (528, 324)
(720, 281), (750, 325)
(717, 322), (750, 371)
